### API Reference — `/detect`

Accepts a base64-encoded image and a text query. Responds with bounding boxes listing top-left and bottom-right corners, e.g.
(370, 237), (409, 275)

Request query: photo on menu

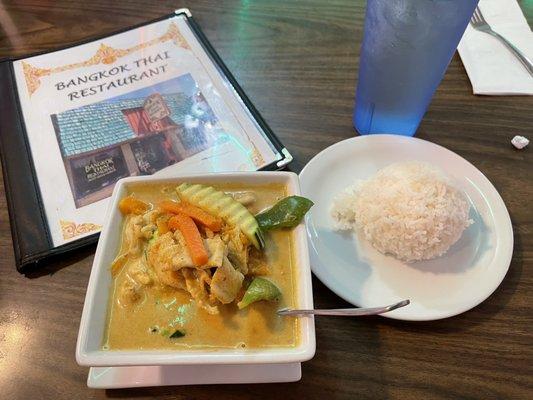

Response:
(51, 73), (223, 208)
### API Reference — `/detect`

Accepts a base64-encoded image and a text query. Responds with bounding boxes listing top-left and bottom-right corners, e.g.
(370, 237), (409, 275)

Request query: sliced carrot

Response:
(159, 200), (223, 232)
(167, 215), (179, 231)
(168, 213), (209, 266)
(119, 196), (149, 215)
(156, 216), (169, 235)
(159, 200), (183, 214)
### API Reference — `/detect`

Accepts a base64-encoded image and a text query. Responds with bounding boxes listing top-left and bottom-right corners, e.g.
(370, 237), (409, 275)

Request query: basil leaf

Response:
(169, 329), (185, 338)
(256, 196), (313, 231)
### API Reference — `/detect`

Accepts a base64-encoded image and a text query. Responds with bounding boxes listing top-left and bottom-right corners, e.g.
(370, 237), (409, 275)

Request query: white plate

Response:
(87, 363), (301, 389)
(300, 135), (513, 321)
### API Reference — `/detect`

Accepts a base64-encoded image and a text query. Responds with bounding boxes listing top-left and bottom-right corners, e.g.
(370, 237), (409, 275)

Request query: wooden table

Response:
(0, 1), (531, 399)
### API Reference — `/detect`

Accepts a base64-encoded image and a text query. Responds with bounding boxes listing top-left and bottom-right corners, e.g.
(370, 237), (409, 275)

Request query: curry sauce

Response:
(103, 183), (299, 350)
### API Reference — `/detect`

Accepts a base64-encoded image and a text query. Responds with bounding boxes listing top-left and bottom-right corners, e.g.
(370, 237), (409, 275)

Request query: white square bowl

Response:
(76, 171), (315, 367)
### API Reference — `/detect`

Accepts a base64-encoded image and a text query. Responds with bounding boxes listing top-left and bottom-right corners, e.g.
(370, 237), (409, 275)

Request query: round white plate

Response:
(300, 135), (513, 321)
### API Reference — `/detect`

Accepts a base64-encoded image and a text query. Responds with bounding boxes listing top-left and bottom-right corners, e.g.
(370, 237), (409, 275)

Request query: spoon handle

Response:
(277, 299), (410, 317)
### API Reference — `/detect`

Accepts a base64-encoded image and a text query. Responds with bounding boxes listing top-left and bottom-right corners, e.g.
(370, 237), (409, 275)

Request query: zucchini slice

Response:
(176, 183), (265, 249)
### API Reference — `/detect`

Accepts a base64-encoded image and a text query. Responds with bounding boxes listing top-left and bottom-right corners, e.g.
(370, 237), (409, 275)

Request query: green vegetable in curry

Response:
(176, 182), (265, 249)
(169, 329), (185, 339)
(256, 196), (314, 231)
(237, 277), (282, 309)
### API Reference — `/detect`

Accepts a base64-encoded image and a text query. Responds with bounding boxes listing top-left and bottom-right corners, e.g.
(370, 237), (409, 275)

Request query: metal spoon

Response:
(277, 299), (410, 317)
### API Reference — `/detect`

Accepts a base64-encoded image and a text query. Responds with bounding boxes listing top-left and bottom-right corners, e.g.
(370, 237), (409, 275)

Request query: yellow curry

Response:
(103, 182), (313, 350)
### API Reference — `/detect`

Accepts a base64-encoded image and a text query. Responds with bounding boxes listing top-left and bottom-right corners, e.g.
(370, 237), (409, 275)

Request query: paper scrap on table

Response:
(458, 0), (533, 95)
(511, 135), (529, 149)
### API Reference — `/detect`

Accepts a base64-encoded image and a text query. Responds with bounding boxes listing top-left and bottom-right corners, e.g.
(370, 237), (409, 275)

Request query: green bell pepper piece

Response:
(237, 277), (282, 309)
(255, 196), (313, 231)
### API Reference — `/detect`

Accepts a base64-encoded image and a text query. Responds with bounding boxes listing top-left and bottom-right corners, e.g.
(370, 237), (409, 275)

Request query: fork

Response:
(277, 299), (410, 317)
(470, 6), (533, 77)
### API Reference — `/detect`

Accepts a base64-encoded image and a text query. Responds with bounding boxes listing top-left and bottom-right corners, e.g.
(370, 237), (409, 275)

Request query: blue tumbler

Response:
(354, 0), (479, 136)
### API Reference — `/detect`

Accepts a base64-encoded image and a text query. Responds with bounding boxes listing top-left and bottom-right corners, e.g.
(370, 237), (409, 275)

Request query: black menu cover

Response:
(0, 9), (291, 272)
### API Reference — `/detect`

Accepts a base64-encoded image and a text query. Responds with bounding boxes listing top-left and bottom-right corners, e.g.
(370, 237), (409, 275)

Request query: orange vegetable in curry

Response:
(168, 213), (209, 266)
(156, 216), (170, 235)
(118, 196), (149, 215)
(159, 200), (223, 232)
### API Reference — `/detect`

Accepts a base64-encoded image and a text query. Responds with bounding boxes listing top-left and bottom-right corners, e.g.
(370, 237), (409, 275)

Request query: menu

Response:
(0, 9), (290, 270)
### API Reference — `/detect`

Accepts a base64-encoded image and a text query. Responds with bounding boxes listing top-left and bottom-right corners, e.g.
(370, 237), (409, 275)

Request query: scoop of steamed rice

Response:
(331, 161), (473, 262)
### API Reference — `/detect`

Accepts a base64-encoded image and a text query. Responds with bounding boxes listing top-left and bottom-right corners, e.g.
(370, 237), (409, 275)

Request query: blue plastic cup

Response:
(354, 0), (479, 136)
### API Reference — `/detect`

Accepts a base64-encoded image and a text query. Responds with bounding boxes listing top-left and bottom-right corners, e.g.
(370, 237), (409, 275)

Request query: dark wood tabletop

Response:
(0, 1), (532, 399)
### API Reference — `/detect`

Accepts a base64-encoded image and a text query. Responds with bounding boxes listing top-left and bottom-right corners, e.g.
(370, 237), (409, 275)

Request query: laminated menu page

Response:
(0, 9), (291, 270)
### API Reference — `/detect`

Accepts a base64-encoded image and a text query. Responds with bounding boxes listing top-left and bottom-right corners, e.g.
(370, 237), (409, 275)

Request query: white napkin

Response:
(457, 0), (533, 95)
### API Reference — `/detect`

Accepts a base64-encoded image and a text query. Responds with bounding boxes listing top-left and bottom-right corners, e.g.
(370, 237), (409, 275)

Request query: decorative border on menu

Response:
(22, 22), (189, 95)
(60, 220), (102, 240)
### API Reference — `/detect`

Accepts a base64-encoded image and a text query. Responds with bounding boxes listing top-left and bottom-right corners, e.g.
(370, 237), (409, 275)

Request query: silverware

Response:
(470, 6), (533, 77)
(277, 299), (410, 317)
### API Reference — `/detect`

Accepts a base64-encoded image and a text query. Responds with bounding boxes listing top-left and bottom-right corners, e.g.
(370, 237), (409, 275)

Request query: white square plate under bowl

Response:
(300, 135), (513, 321)
(76, 171), (315, 388)
(87, 363), (302, 389)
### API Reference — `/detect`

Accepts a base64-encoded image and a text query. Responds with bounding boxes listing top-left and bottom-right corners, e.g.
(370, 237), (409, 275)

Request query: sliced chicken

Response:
(210, 257), (244, 304)
(147, 232), (187, 290)
(161, 232), (226, 271)
(143, 209), (161, 225)
(204, 236), (226, 268)
(182, 268), (219, 314)
(140, 224), (156, 240)
(124, 215), (144, 257)
(221, 226), (249, 274)
(156, 269), (186, 290)
(117, 280), (141, 307)
(128, 258), (153, 286)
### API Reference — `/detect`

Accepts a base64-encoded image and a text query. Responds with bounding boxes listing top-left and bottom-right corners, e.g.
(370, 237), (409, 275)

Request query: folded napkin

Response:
(458, 0), (533, 95)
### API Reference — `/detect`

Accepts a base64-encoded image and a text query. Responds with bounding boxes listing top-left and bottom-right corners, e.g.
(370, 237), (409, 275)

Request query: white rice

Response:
(331, 161), (472, 262)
